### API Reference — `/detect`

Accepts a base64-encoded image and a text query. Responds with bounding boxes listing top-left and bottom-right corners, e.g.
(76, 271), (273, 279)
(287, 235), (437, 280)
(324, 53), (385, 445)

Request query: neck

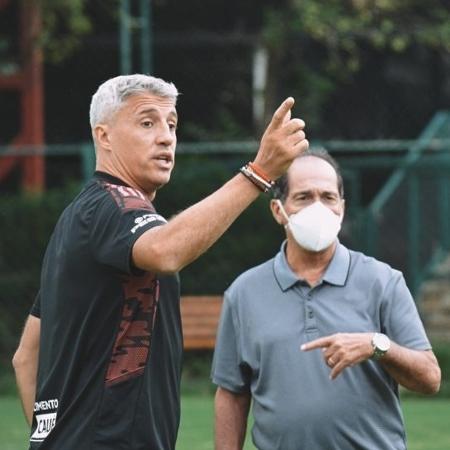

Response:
(96, 161), (156, 201)
(285, 239), (336, 287)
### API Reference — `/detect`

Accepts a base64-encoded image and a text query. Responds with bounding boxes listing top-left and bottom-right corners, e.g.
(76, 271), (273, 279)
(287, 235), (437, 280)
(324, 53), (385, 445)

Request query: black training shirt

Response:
(29, 172), (182, 450)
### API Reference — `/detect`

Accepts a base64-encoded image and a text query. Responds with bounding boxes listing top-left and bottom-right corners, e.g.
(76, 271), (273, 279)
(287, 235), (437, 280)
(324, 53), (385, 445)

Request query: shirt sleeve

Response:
(30, 290), (41, 318)
(211, 290), (251, 393)
(89, 192), (167, 274)
(381, 272), (431, 350)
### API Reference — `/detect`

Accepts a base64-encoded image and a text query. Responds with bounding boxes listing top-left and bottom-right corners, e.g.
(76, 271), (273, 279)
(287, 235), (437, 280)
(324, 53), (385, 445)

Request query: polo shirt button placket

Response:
(305, 291), (317, 333)
(306, 292), (312, 317)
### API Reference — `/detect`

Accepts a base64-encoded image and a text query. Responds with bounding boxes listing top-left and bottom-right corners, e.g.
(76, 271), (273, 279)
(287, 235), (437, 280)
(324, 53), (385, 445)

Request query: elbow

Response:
(148, 244), (184, 273)
(420, 365), (441, 396)
(426, 366), (441, 395)
(12, 346), (37, 374)
(12, 349), (27, 373)
(134, 241), (183, 274)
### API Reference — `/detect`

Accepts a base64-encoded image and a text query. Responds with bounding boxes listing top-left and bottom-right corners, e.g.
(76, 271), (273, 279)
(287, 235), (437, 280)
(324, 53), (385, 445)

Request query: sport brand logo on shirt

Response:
(130, 214), (166, 234)
(30, 398), (58, 443)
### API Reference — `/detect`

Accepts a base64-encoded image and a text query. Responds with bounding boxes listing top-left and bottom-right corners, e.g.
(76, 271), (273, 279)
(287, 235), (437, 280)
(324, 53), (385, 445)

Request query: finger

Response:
(283, 118), (306, 134)
(268, 97), (295, 130)
(301, 336), (332, 351)
(283, 106), (292, 124)
(287, 130), (306, 146)
(330, 360), (347, 380)
(293, 139), (309, 154)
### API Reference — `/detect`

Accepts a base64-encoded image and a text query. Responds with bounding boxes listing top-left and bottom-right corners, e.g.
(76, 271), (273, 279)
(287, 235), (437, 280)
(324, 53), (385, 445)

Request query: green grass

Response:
(0, 397), (29, 450)
(2, 395), (450, 450)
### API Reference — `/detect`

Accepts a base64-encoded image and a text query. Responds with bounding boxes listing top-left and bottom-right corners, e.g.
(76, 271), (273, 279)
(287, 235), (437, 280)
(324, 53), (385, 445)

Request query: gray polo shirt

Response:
(211, 242), (431, 450)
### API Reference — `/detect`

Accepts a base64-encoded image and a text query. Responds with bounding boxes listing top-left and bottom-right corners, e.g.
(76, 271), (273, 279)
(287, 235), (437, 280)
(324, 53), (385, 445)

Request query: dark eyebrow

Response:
(293, 189), (338, 197)
(138, 108), (178, 121)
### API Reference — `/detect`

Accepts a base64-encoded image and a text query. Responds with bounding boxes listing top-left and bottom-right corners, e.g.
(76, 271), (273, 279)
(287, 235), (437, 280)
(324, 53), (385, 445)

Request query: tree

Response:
(40, 0), (93, 64)
(261, 0), (450, 134)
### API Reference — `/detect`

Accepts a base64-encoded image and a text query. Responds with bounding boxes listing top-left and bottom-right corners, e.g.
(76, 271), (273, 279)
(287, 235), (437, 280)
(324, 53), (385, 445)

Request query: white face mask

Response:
(277, 200), (342, 252)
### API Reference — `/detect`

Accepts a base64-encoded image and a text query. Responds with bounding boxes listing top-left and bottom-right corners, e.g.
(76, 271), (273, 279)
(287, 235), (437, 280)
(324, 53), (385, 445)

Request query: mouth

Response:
(154, 153), (174, 168)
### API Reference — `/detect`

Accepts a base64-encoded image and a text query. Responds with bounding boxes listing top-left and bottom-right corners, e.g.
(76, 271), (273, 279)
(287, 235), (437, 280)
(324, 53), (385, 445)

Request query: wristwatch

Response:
(371, 333), (390, 360)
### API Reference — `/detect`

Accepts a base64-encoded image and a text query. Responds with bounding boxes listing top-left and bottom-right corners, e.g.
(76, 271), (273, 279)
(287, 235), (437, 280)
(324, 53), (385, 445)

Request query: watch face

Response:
(374, 333), (390, 352)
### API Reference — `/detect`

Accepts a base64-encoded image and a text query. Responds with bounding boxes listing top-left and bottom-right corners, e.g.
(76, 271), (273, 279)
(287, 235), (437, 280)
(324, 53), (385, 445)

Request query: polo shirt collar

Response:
(322, 242), (350, 286)
(273, 240), (351, 291)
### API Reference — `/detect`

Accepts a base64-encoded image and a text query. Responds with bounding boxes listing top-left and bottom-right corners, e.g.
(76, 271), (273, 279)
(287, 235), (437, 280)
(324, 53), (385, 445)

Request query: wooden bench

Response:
(180, 296), (223, 350)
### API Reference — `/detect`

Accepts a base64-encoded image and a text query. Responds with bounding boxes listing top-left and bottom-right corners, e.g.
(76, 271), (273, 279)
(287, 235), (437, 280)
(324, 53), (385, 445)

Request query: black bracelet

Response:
(239, 164), (274, 193)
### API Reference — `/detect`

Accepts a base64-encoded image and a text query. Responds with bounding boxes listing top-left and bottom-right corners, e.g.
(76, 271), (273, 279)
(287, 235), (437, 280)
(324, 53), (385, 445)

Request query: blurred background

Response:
(1, 1), (450, 448)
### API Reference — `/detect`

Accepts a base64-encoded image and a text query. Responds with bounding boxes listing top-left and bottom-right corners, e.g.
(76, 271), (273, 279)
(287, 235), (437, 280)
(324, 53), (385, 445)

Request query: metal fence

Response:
(1, 120), (450, 363)
(1, 116), (450, 299)
(355, 111), (450, 295)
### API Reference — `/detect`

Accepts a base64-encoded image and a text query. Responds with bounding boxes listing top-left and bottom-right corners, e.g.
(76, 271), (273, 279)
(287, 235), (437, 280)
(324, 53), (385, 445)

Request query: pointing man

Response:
(12, 74), (308, 450)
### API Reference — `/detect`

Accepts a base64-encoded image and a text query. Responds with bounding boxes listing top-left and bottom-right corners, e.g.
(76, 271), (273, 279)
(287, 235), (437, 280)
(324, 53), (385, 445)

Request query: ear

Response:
(339, 198), (346, 223)
(270, 199), (287, 226)
(93, 124), (112, 152)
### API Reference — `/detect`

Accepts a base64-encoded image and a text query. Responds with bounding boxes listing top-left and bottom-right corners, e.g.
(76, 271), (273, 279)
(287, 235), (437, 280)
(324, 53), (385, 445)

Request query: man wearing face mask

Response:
(211, 149), (441, 450)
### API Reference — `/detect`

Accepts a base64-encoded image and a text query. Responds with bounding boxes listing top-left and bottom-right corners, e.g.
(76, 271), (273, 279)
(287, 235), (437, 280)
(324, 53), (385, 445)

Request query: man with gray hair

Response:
(12, 74), (308, 450)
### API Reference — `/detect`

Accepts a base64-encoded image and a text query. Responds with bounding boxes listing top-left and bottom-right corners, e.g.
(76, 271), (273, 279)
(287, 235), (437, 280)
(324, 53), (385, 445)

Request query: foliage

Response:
(0, 184), (80, 366)
(183, 106), (251, 141)
(40, 0), (93, 64)
(181, 351), (215, 396)
(264, 0), (450, 74)
(3, 0), (448, 140)
(260, 0), (450, 133)
(31, 0), (450, 72)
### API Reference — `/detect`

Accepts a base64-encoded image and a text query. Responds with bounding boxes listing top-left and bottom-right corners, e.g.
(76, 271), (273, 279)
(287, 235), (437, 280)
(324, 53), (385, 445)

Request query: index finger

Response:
(301, 336), (333, 352)
(267, 97), (295, 130)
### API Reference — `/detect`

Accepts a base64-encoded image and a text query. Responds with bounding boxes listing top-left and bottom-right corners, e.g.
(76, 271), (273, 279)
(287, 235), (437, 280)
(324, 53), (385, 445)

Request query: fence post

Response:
(407, 172), (420, 296)
(140, 0), (153, 74)
(81, 144), (95, 183)
(439, 172), (450, 252)
(363, 210), (377, 258)
(120, 0), (132, 74)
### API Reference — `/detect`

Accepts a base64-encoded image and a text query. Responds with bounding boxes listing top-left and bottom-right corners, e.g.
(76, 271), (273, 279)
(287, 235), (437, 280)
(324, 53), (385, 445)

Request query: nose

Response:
(156, 123), (176, 146)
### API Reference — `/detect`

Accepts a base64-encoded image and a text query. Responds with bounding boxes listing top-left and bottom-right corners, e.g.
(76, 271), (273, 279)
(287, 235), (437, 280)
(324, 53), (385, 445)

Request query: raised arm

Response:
(12, 315), (41, 425)
(215, 386), (251, 450)
(132, 98), (308, 273)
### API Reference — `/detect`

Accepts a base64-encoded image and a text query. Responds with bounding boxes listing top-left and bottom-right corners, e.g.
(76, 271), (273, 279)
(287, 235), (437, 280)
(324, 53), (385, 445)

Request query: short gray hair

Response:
(89, 74), (179, 128)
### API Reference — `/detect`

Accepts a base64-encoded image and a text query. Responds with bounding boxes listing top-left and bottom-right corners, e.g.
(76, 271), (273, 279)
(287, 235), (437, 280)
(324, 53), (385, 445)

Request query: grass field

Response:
(2, 395), (449, 449)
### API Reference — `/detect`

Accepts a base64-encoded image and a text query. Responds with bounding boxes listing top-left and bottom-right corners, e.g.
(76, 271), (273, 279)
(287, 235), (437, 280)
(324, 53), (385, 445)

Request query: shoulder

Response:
(83, 178), (166, 225)
(57, 178), (162, 234)
(95, 179), (154, 213)
(347, 247), (404, 288)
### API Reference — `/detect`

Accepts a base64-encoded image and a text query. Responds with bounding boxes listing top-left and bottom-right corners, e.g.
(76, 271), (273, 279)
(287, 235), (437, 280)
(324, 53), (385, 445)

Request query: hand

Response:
(253, 97), (309, 180)
(301, 333), (374, 380)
